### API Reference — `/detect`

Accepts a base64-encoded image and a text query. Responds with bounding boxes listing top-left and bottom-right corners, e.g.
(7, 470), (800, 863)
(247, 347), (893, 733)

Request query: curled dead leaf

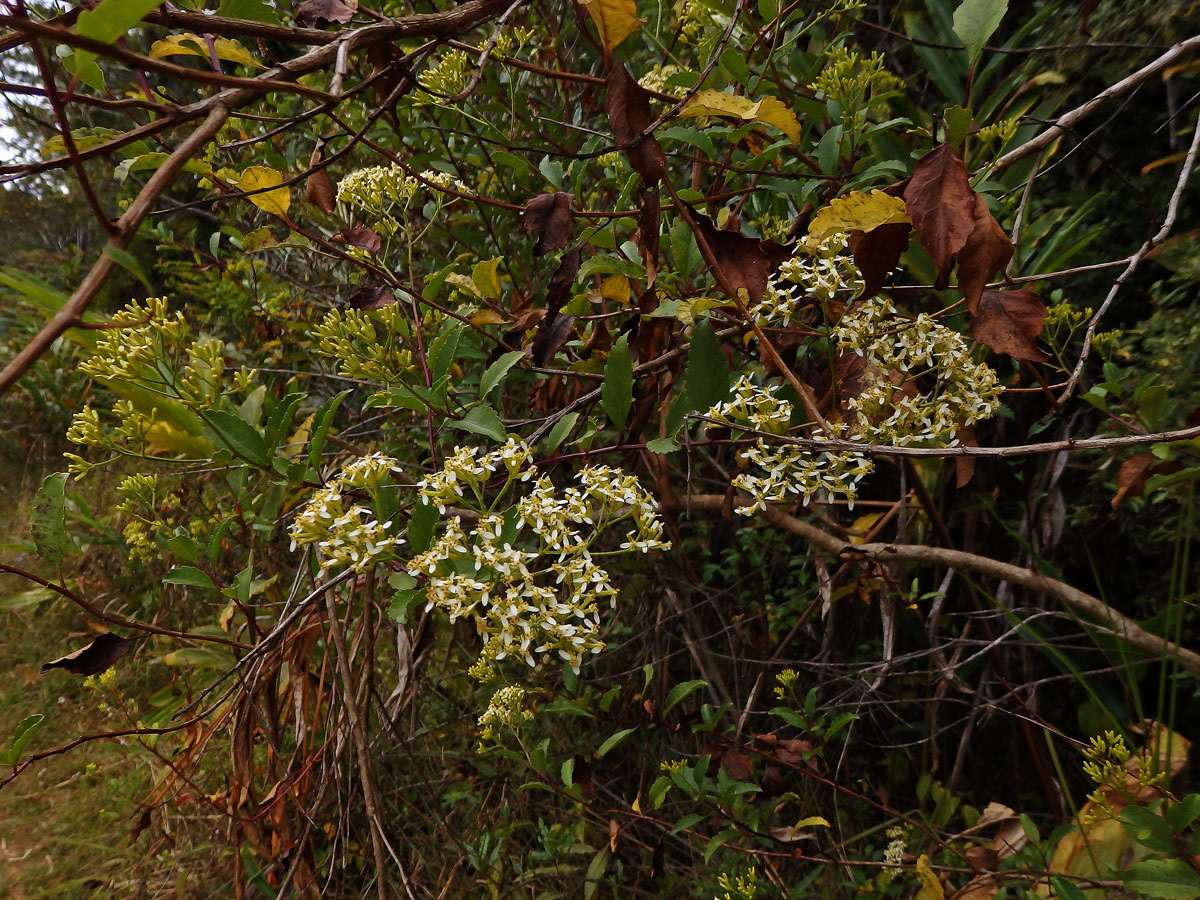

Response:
(969, 289), (1049, 362)
(41, 632), (136, 676)
(957, 193), (1013, 315)
(904, 142), (975, 289)
(295, 0), (357, 27)
(333, 225), (383, 254)
(605, 60), (665, 185)
(523, 192), (574, 257)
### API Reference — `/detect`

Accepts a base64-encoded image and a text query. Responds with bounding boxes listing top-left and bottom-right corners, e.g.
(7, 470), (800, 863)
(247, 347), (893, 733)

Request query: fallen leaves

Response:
(969, 288), (1049, 361)
(904, 142), (975, 288)
(41, 632), (136, 676)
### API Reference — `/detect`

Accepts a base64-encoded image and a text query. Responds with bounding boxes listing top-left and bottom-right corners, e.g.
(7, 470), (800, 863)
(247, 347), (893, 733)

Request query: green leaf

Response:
(583, 847), (609, 900)
(542, 412), (579, 453)
(1050, 877), (1087, 900)
(685, 319), (730, 413)
(308, 390), (351, 474)
(162, 567), (216, 589)
(664, 679), (708, 712)
(704, 828), (739, 863)
(429, 323), (465, 385)
(649, 775), (673, 808)
(9, 713), (44, 761)
(1168, 794), (1200, 832)
(479, 350), (525, 400)
(216, 0), (281, 23)
(407, 501), (438, 553)
(595, 727), (637, 758)
(1124, 858), (1200, 899)
(203, 410), (270, 467)
(453, 406), (506, 442)
(31, 472), (68, 564)
(388, 588), (423, 624)
(646, 437), (679, 454)
(601, 334), (633, 430)
(952, 0), (1009, 68)
(74, 0), (168, 71)
(670, 812), (703, 835)
(162, 646), (236, 669)
(578, 254), (646, 281)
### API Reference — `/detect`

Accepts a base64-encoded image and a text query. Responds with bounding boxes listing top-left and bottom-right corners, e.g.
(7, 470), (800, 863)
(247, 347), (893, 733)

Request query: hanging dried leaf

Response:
(531, 247), (582, 364)
(904, 143), (974, 288)
(295, 0), (357, 27)
(606, 60), (665, 185)
(676, 90), (801, 144)
(693, 214), (790, 305)
(955, 424), (977, 488)
(41, 632), (136, 676)
(346, 285), (396, 310)
(333, 225), (382, 254)
(580, 0), (645, 51)
(523, 192), (575, 257)
(957, 193), (1013, 314)
(970, 289), (1048, 361)
(807, 190), (910, 242)
(305, 140), (335, 213)
(848, 223), (910, 299)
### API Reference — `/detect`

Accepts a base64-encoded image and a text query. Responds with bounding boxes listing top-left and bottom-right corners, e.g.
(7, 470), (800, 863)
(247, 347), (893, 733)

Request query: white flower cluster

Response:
(638, 64), (687, 98)
(289, 453), (403, 573)
(756, 234), (864, 327)
(421, 170), (468, 193)
(707, 377), (873, 515)
(833, 297), (1002, 445)
(336, 165), (418, 216)
(477, 684), (531, 741)
(410, 444), (669, 672)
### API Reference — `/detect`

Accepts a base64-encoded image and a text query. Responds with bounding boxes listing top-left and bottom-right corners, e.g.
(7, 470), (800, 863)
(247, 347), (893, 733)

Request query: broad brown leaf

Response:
(848, 222), (910, 299)
(42, 632), (135, 675)
(955, 423), (977, 488)
(1111, 453), (1180, 508)
(305, 140), (335, 213)
(333, 225), (382, 254)
(605, 60), (665, 185)
(694, 214), (790, 305)
(531, 248), (581, 364)
(970, 289), (1049, 361)
(957, 193), (1013, 315)
(347, 284), (396, 310)
(904, 143), (975, 288)
(523, 192), (574, 257)
(295, 0), (357, 27)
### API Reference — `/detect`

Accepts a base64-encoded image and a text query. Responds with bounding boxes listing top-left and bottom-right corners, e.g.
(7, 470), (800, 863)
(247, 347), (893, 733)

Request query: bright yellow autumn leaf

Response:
(239, 166), (291, 217)
(581, 0), (645, 51)
(149, 33), (259, 68)
(806, 190), (910, 242)
(676, 90), (801, 144)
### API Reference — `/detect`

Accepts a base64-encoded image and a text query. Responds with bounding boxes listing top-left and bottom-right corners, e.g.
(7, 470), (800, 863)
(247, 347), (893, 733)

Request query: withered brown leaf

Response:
(295, 0), (357, 27)
(304, 139), (335, 213)
(41, 632), (136, 676)
(347, 284), (397, 310)
(970, 288), (1049, 361)
(957, 193), (1013, 315)
(693, 214), (790, 305)
(531, 247), (582, 364)
(333, 225), (383, 255)
(605, 59), (665, 185)
(523, 192), (574, 257)
(904, 143), (975, 289)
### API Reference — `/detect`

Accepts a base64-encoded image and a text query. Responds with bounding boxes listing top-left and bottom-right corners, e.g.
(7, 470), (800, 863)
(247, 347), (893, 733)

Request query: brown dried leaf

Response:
(605, 60), (665, 185)
(305, 139), (335, 213)
(295, 0), (357, 27)
(970, 289), (1049, 361)
(848, 222), (910, 299)
(957, 193), (1013, 315)
(694, 214), (790, 305)
(1112, 452), (1155, 509)
(721, 750), (753, 781)
(965, 846), (998, 872)
(531, 248), (582, 364)
(41, 632), (135, 676)
(346, 285), (396, 310)
(523, 192), (575, 257)
(333, 225), (382, 254)
(904, 143), (975, 288)
(955, 423), (977, 488)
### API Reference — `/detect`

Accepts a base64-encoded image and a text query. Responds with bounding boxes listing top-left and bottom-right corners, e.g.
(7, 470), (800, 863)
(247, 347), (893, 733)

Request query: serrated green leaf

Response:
(601, 334), (633, 430)
(31, 472), (68, 563)
(646, 437), (679, 454)
(480, 350), (525, 399)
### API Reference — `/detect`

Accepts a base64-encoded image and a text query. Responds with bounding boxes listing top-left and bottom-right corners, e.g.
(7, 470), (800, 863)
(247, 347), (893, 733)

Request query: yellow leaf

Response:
(807, 190), (910, 242)
(472, 257), (503, 301)
(239, 166), (291, 217)
(600, 275), (630, 305)
(793, 815), (830, 829)
(284, 411), (316, 460)
(677, 90), (801, 144)
(675, 296), (731, 327)
(469, 309), (507, 325)
(848, 512), (884, 545)
(581, 0), (645, 51)
(144, 420), (214, 457)
(241, 226), (277, 251)
(915, 854), (945, 900)
(150, 33), (258, 67)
